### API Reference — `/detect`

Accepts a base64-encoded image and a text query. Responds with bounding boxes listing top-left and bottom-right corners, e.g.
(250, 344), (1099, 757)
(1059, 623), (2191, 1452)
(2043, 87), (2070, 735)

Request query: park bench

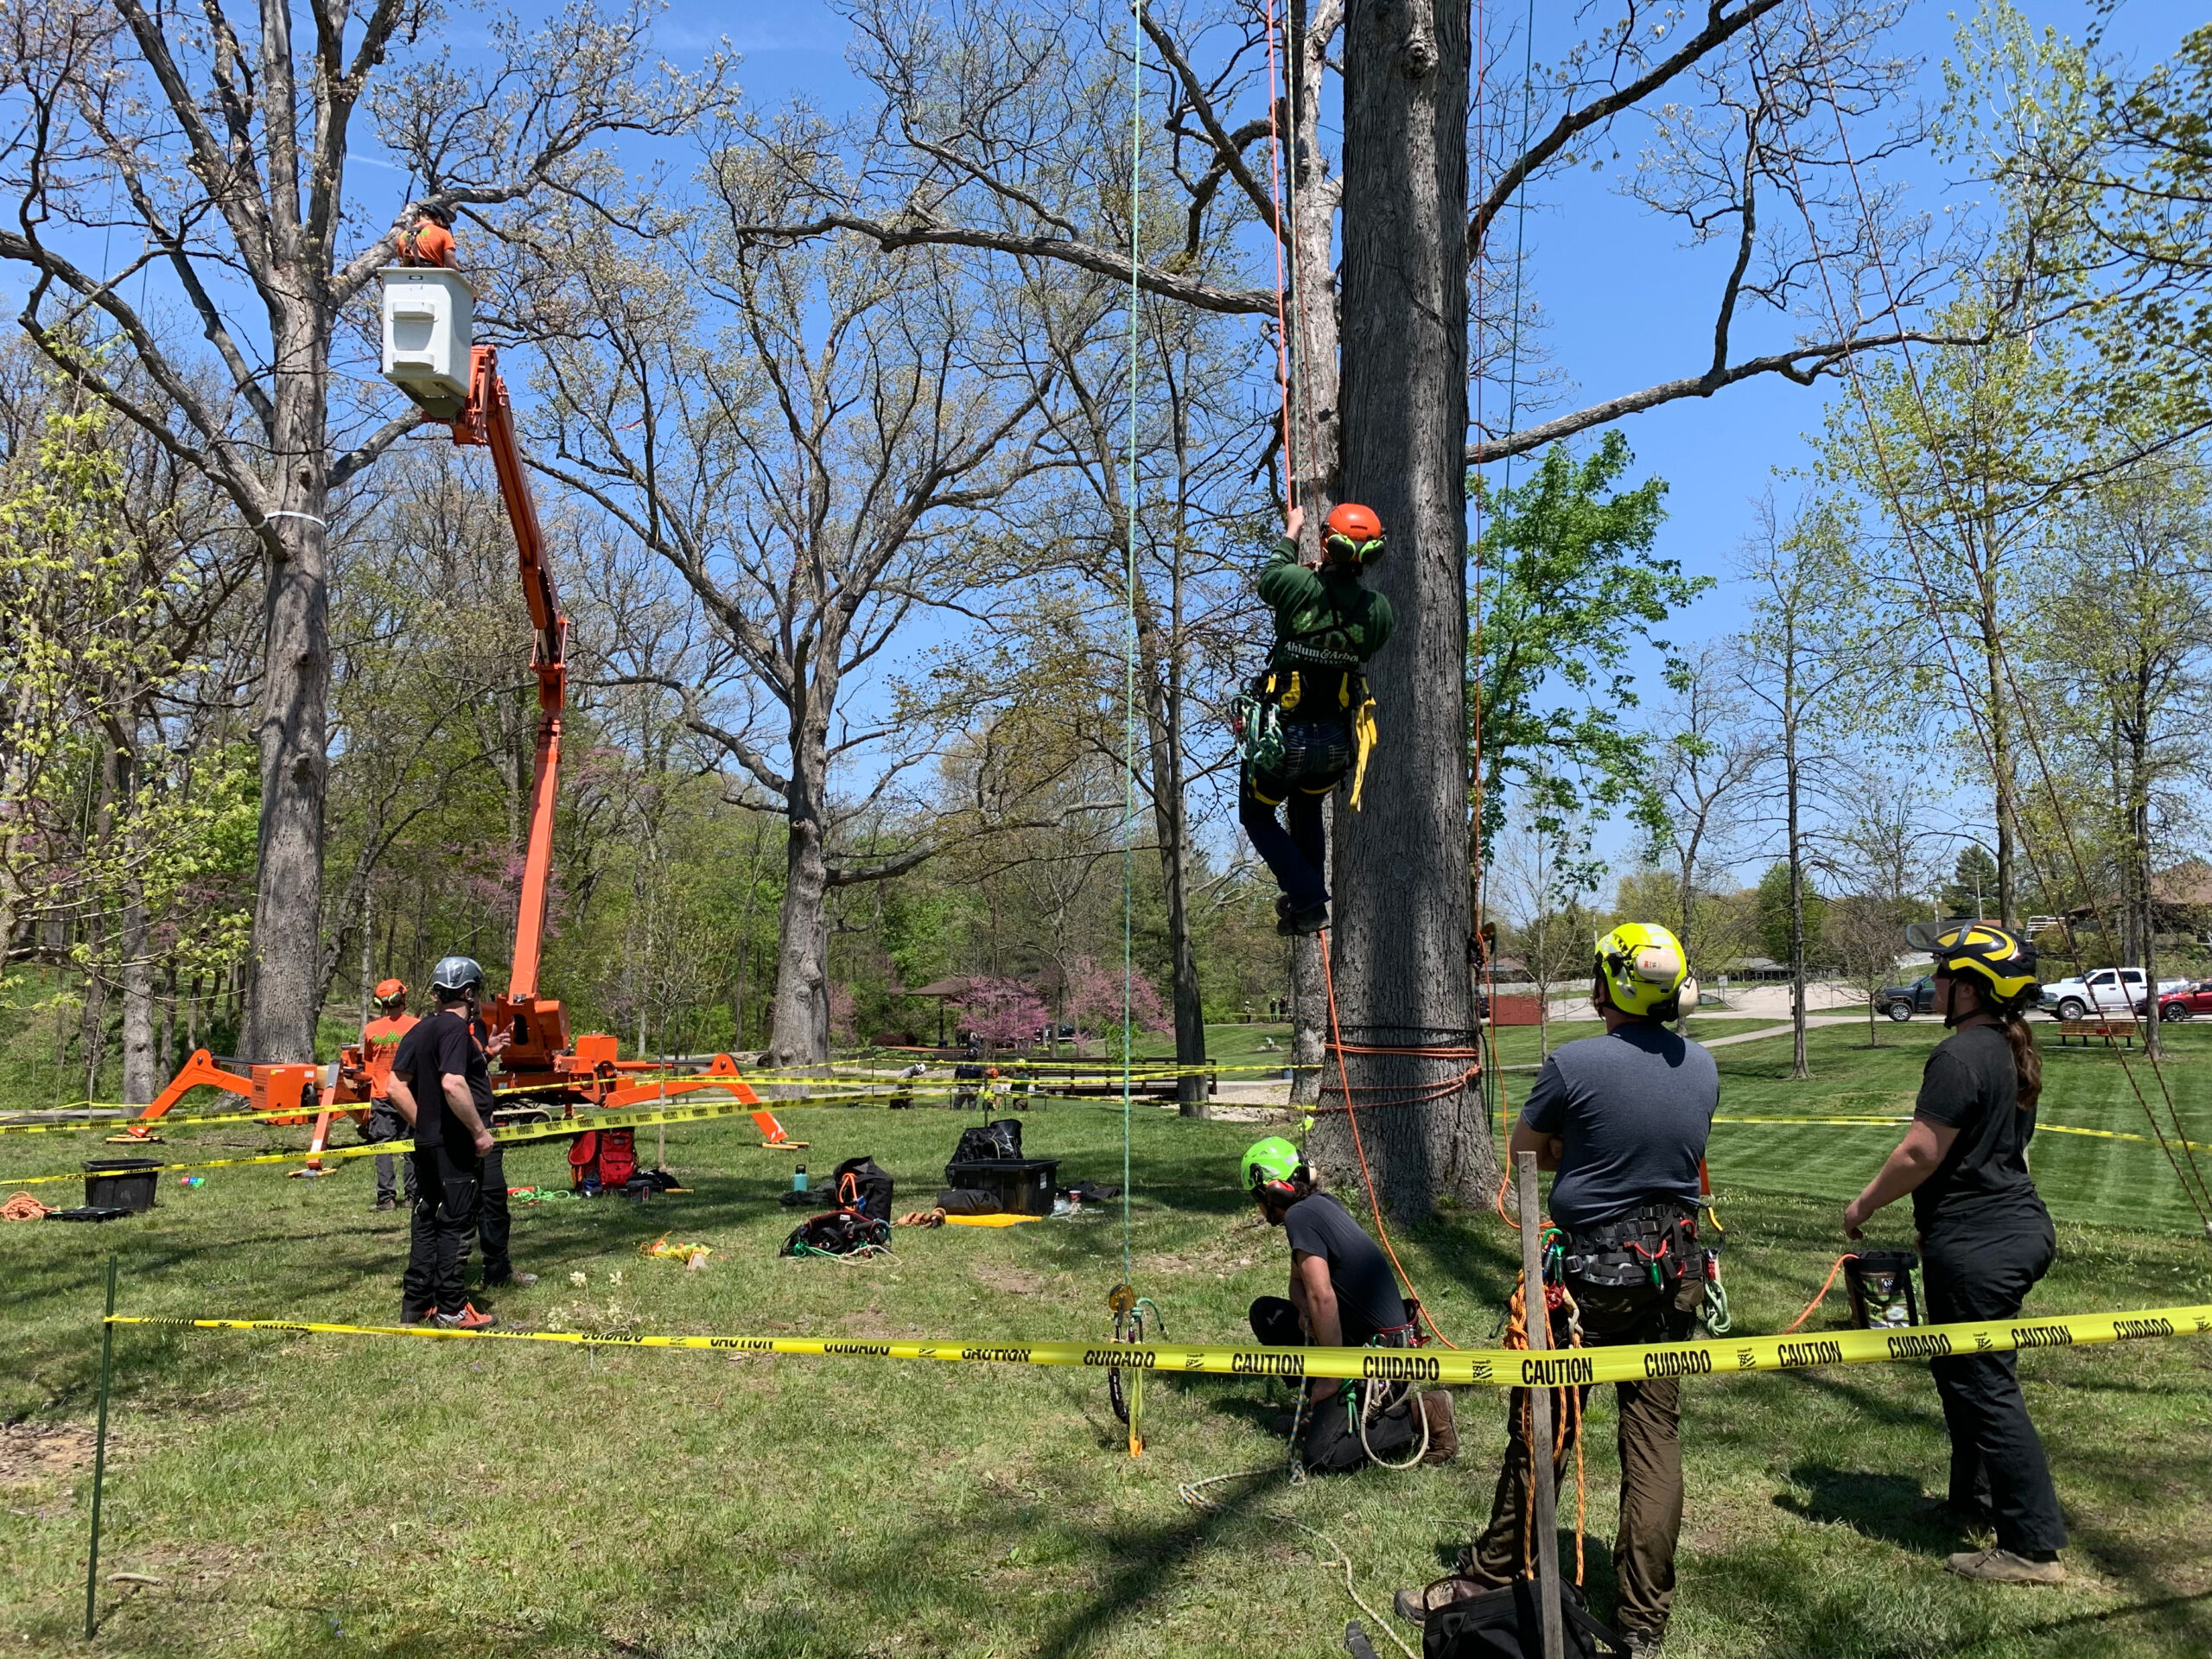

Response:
(2056, 1020), (2136, 1050)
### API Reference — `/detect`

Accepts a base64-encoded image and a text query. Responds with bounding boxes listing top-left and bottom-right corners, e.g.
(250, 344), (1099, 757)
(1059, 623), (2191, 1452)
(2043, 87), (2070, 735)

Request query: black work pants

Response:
(401, 1143), (481, 1320)
(477, 1147), (512, 1286)
(1921, 1216), (2067, 1558)
(1248, 1295), (1412, 1473)
(1472, 1276), (1703, 1641)
(362, 1103), (416, 1206)
(1239, 771), (1330, 910)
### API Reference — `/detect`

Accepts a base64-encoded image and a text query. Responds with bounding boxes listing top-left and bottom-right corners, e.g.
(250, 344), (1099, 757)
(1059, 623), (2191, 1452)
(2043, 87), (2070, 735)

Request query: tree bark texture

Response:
(767, 709), (836, 1065)
(1317, 0), (1494, 1221)
(243, 324), (333, 1062)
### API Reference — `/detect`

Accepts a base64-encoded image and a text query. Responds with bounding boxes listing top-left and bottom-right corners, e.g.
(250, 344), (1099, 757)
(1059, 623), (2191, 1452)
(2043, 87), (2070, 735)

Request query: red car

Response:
(2157, 981), (2212, 1020)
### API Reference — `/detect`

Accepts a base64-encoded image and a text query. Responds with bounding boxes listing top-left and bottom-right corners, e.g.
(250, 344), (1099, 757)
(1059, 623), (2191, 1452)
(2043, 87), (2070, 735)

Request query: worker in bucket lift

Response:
(1242, 1137), (1436, 1473)
(384, 956), (501, 1329)
(1843, 922), (2067, 1586)
(359, 979), (418, 1213)
(1396, 923), (1716, 1656)
(1236, 500), (1393, 937)
(397, 201), (457, 268)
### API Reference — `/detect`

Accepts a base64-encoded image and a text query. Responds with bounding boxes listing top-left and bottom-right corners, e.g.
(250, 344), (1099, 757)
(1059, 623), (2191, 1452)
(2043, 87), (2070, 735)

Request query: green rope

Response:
(1122, 0), (1142, 1287)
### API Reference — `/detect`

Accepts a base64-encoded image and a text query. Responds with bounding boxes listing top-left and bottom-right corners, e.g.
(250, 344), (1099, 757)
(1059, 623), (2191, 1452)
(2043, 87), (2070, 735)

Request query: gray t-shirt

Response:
(1521, 1023), (1718, 1231)
(1282, 1192), (1408, 1342)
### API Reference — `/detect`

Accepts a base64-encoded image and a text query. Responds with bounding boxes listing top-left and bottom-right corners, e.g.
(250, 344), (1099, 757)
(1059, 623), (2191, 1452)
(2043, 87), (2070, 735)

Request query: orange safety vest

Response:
(362, 1012), (419, 1100)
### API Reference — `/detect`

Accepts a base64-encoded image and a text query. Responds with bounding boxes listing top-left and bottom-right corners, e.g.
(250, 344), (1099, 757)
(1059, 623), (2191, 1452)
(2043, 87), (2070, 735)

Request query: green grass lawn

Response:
(4, 1045), (2210, 1657)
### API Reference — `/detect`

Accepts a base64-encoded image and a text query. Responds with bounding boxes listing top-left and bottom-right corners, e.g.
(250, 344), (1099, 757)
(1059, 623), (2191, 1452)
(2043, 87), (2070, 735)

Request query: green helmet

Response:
(1242, 1135), (1305, 1197)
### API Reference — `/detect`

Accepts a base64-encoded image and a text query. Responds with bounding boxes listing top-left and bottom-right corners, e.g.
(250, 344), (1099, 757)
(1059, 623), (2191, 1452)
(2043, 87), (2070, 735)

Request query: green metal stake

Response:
(85, 1250), (117, 1641)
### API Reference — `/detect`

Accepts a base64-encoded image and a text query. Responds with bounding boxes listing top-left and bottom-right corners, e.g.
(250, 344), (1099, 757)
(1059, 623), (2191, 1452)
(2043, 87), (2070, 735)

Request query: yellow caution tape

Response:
(105, 1302), (2212, 1385)
(0, 1089), (786, 1187)
(1710, 1116), (2212, 1153)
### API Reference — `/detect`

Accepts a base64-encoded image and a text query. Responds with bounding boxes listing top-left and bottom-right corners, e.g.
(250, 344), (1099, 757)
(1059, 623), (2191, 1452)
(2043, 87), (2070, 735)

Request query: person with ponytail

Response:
(1843, 921), (2066, 1585)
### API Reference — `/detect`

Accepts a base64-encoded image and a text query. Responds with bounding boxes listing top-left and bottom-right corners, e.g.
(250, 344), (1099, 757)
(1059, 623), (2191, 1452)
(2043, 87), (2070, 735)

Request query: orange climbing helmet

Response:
(373, 978), (407, 1007)
(1324, 502), (1385, 567)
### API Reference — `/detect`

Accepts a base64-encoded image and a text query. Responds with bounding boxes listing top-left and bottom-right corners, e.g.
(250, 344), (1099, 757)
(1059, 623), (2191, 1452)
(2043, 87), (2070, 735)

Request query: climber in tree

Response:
(1237, 501), (1394, 935)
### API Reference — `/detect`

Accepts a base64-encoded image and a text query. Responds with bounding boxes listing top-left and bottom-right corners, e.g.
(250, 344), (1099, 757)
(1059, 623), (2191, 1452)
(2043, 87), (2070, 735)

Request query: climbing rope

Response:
(1120, 0), (1143, 1294)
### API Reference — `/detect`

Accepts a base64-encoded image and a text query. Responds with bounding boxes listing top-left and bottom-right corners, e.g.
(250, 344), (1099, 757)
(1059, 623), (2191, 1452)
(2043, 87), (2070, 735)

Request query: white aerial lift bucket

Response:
(379, 265), (475, 418)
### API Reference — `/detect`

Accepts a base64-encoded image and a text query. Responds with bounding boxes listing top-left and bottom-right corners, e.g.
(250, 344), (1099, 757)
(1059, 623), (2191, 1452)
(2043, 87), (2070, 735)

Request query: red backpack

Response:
(569, 1128), (638, 1192)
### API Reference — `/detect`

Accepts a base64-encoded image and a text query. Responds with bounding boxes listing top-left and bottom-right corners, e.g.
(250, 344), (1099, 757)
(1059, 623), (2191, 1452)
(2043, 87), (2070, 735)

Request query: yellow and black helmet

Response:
(1906, 920), (2039, 1012)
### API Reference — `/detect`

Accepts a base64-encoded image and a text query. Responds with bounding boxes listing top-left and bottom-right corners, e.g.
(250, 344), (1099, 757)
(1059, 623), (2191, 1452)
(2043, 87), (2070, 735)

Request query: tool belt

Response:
(1560, 1202), (1700, 1291)
(1232, 666), (1379, 808)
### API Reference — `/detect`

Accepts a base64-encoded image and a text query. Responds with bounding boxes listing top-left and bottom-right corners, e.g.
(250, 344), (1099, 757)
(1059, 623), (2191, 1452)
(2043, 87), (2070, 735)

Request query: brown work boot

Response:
(1391, 1574), (1502, 1626)
(1945, 1548), (2065, 1585)
(1419, 1389), (1459, 1464)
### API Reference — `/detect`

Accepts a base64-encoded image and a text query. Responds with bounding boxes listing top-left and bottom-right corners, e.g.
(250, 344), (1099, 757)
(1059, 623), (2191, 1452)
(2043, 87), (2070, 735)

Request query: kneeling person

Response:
(1243, 1137), (1421, 1471)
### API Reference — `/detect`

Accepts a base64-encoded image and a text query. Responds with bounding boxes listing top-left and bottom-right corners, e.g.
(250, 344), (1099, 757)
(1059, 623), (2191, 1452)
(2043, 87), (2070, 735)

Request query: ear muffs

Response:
(1325, 533), (1386, 567)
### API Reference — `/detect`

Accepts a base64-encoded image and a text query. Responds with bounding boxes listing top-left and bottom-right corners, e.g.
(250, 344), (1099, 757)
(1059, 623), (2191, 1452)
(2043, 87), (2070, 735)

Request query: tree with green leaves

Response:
(1942, 844), (2000, 919)
(1470, 432), (1708, 906)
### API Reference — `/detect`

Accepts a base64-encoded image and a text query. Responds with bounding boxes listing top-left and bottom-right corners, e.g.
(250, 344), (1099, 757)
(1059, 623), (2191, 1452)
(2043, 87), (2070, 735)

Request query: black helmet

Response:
(429, 955), (485, 999)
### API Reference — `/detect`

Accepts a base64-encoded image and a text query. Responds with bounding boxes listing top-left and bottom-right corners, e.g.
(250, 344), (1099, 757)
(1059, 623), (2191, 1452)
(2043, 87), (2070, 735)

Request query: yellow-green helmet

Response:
(1241, 1136), (1306, 1199)
(1594, 922), (1689, 1019)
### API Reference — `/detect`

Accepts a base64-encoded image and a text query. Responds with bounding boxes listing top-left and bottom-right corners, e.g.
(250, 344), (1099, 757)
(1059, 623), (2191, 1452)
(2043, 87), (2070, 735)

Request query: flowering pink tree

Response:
(828, 983), (858, 1045)
(1061, 956), (1170, 1041)
(957, 977), (1051, 1050)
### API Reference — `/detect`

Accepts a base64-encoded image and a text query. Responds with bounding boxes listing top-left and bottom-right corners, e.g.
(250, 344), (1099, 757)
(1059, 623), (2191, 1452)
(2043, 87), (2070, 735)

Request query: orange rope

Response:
(1319, 930), (1460, 1347)
(1781, 1254), (1856, 1335)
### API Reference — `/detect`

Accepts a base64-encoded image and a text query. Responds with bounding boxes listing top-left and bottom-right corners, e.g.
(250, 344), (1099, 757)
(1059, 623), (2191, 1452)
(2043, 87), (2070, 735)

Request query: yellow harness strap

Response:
(1280, 671), (1303, 713)
(1348, 695), (1379, 810)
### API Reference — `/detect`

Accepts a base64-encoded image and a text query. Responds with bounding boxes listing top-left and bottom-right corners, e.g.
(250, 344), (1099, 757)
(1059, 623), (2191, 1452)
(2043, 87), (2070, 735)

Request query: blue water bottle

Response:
(792, 1165), (808, 1195)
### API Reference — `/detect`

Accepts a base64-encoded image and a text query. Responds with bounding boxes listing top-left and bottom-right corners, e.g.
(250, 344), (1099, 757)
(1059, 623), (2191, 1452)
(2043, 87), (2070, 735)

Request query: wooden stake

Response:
(1517, 1154), (1565, 1659)
(86, 1251), (118, 1640)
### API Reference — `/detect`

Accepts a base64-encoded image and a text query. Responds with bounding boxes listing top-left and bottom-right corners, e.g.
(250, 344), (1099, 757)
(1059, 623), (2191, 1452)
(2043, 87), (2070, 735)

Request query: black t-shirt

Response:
(390, 1007), (493, 1154)
(1283, 1192), (1407, 1343)
(1911, 1023), (2049, 1236)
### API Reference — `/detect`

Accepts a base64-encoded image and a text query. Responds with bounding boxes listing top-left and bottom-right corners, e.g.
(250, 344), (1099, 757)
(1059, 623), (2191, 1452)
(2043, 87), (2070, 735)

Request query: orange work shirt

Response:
(398, 220), (456, 269)
(362, 1012), (419, 1100)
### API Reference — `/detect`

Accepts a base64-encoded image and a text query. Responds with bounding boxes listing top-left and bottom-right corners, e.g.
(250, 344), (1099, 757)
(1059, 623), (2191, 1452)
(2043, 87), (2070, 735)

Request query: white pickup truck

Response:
(2039, 967), (2190, 1020)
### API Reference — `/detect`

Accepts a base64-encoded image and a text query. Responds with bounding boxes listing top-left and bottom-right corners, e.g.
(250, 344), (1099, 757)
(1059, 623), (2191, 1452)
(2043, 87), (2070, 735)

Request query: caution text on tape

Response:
(108, 1301), (2212, 1387)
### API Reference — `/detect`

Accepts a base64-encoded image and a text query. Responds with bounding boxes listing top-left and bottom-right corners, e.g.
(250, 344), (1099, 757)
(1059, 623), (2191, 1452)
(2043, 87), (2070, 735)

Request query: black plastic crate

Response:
(82, 1158), (161, 1214)
(943, 1158), (1059, 1216)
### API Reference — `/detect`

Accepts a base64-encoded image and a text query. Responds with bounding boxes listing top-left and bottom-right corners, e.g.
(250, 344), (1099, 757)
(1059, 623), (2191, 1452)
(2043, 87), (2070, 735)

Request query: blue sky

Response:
(666, 0), (2200, 885)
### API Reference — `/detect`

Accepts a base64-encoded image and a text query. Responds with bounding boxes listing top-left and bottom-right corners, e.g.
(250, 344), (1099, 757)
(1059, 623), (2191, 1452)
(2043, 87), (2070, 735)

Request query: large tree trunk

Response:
(1283, 0), (1343, 1091)
(1136, 568), (1209, 1115)
(1148, 764), (1210, 1117)
(242, 315), (333, 1063)
(120, 879), (156, 1104)
(1314, 0), (1491, 1221)
(767, 715), (835, 1065)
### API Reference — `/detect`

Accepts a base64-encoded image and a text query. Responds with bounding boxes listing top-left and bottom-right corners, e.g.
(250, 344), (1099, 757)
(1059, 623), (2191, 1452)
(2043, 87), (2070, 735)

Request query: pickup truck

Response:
(2038, 967), (2190, 1021)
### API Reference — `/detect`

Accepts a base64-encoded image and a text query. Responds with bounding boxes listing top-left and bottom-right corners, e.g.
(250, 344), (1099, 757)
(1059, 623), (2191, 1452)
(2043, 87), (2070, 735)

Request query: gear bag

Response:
(952, 1120), (1021, 1165)
(1419, 1579), (1626, 1658)
(830, 1155), (895, 1222)
(1845, 1249), (1920, 1328)
(568, 1128), (637, 1192)
(781, 1208), (891, 1257)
